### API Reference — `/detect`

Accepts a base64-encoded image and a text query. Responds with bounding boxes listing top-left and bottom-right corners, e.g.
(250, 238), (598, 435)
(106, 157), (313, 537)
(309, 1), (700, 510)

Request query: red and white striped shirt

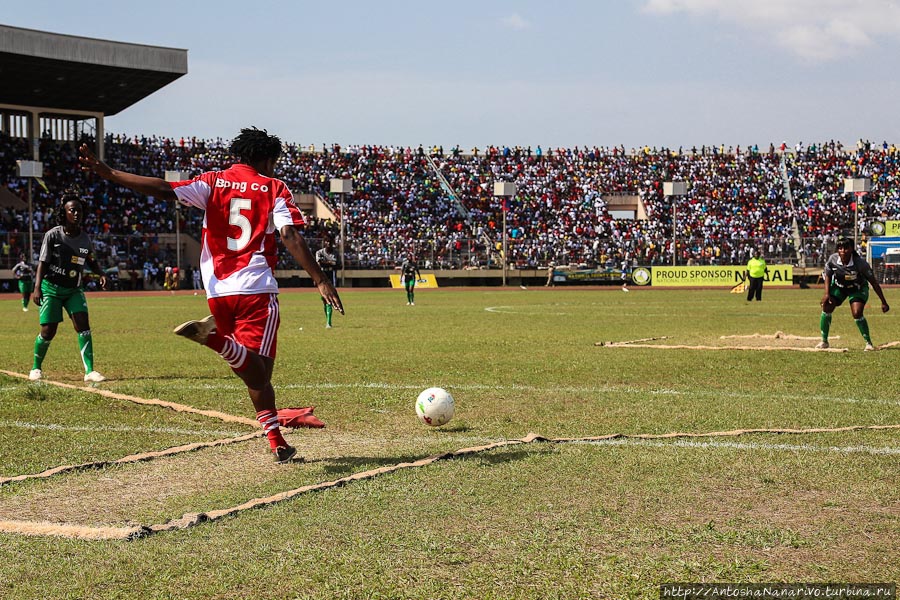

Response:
(170, 164), (305, 298)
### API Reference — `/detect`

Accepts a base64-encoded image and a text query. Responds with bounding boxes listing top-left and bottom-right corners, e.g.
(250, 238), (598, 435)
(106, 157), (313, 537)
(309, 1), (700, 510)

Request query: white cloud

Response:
(640, 0), (900, 61)
(500, 13), (532, 31)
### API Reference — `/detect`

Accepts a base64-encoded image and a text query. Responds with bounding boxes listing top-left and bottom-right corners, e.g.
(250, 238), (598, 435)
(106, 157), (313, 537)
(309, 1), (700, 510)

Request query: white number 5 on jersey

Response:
(228, 198), (252, 251)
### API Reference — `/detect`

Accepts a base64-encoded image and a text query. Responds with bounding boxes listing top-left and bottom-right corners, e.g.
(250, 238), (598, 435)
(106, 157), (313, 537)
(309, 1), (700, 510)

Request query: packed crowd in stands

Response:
(2, 131), (899, 278)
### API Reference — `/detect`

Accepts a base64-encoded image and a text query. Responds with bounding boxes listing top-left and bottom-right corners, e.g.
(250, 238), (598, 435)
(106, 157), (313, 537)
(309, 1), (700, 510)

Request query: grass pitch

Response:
(0, 287), (898, 599)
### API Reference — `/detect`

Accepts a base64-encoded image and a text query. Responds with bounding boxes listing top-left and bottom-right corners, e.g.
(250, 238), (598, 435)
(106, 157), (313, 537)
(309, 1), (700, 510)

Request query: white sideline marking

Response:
(0, 420), (242, 437)
(584, 438), (900, 456)
(193, 381), (900, 407)
(196, 381), (685, 397)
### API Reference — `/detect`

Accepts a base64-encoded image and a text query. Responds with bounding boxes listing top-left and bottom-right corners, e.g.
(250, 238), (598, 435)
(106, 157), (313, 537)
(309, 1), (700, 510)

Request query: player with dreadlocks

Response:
(79, 128), (343, 463)
(30, 188), (108, 382)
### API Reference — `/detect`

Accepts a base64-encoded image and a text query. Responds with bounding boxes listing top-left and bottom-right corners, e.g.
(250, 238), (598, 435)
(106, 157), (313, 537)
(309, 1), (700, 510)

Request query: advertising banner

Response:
(389, 274), (439, 289)
(647, 265), (793, 287)
(552, 268), (625, 284)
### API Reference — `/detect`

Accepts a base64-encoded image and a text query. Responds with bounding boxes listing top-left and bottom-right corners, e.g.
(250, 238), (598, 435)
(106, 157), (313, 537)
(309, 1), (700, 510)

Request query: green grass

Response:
(0, 287), (897, 599)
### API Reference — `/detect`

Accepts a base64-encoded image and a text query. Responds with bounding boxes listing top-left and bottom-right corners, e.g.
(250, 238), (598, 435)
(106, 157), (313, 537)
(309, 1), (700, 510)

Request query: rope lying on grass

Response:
(594, 334), (851, 352)
(603, 343), (849, 352)
(0, 431), (264, 486)
(3, 423), (898, 541)
(0, 369), (259, 427)
(719, 331), (833, 341)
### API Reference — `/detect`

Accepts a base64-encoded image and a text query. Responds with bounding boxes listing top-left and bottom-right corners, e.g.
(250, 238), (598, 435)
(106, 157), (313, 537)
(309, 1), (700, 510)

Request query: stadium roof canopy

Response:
(0, 24), (187, 116)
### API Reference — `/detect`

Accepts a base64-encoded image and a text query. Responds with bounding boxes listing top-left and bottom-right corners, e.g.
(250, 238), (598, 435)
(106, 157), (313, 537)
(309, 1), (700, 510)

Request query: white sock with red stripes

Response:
(208, 333), (248, 371)
(256, 409), (287, 450)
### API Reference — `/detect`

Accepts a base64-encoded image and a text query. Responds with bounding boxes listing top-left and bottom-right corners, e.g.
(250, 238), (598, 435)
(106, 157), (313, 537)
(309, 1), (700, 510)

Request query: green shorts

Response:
(405, 278), (416, 291)
(828, 284), (868, 306)
(38, 280), (88, 325)
(18, 278), (34, 295)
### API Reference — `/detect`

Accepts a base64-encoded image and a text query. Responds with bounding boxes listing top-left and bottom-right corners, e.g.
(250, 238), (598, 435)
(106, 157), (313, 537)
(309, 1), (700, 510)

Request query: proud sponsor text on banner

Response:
(650, 265), (793, 287)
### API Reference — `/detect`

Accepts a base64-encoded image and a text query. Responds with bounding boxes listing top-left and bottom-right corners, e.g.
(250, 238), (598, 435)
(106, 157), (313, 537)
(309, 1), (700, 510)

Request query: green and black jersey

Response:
(401, 260), (420, 281)
(12, 260), (34, 281)
(823, 252), (873, 291)
(38, 226), (95, 288)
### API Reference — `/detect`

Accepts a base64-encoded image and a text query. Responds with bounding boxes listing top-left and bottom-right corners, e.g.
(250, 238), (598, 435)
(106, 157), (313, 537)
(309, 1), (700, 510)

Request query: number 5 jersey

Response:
(170, 164), (306, 298)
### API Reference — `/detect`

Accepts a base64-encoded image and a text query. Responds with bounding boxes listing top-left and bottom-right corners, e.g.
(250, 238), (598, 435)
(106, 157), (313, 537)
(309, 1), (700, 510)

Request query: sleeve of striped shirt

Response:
(272, 180), (306, 231)
(170, 172), (215, 210)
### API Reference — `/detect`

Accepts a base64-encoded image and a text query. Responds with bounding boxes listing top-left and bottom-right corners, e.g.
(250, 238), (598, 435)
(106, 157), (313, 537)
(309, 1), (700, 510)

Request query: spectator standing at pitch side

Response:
(30, 189), (108, 383)
(191, 266), (202, 294)
(817, 237), (889, 351)
(745, 249), (766, 302)
(12, 253), (35, 311)
(79, 128), (343, 463)
(401, 254), (422, 305)
(315, 237), (338, 328)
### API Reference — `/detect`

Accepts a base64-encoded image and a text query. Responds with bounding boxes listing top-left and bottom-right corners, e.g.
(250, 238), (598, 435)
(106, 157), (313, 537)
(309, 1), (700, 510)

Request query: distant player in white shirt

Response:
(80, 128), (343, 463)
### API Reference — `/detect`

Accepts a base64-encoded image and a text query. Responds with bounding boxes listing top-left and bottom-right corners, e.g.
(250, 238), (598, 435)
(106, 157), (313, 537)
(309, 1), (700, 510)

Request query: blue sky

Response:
(4, 0), (900, 148)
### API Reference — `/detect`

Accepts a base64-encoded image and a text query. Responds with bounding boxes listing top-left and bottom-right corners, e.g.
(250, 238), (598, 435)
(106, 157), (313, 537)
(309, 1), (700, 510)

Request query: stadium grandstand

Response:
(2, 26), (899, 290)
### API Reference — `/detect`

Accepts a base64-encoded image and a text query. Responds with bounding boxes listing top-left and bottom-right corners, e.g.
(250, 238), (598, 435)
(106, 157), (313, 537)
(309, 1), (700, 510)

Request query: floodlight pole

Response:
(493, 182), (516, 287)
(16, 160), (43, 262)
(330, 178), (353, 287)
(27, 178), (32, 259)
(165, 171), (191, 279)
(664, 181), (686, 266)
(844, 178), (871, 250)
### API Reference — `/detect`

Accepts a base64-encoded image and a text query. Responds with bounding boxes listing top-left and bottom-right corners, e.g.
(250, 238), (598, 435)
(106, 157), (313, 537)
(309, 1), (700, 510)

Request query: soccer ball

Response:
(415, 387), (455, 427)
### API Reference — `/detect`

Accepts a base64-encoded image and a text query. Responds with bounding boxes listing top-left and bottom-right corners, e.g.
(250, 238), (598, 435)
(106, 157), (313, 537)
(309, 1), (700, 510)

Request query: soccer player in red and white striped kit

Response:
(79, 128), (344, 463)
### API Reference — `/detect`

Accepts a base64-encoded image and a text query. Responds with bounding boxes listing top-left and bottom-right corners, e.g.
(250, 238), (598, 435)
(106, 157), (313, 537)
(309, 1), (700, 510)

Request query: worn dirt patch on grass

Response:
(0, 430), (492, 526)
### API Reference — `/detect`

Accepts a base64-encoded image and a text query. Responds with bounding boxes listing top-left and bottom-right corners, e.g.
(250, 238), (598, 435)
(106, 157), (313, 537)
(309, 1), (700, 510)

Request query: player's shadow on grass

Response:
(317, 453), (434, 475)
(434, 423), (471, 433)
(473, 447), (551, 466)
(317, 446), (546, 476)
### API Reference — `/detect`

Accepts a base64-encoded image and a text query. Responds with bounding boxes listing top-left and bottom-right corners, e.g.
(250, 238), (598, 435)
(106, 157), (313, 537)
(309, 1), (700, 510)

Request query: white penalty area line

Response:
(583, 438), (900, 456)
(3, 424), (899, 542)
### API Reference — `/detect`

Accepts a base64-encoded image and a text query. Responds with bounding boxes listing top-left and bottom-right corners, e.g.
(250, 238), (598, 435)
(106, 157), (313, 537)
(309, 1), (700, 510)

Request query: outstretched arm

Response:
(281, 225), (344, 314)
(79, 144), (176, 201)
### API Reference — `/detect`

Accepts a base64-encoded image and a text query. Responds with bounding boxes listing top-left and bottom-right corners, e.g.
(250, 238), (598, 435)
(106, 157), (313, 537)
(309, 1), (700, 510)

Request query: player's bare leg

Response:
(237, 353), (297, 463)
(175, 317), (296, 462)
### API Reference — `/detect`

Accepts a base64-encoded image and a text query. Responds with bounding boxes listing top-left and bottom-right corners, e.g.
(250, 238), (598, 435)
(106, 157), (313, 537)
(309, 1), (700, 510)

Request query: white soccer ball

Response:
(415, 387), (455, 427)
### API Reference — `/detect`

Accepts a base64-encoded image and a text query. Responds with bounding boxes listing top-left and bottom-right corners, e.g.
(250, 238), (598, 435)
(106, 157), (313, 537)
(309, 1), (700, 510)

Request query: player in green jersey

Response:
(30, 190), (108, 382)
